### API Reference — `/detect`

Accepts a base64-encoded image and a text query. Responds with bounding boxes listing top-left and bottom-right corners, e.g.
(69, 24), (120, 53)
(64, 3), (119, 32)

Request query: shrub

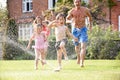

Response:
(116, 52), (120, 60)
(87, 25), (120, 59)
(2, 19), (34, 60)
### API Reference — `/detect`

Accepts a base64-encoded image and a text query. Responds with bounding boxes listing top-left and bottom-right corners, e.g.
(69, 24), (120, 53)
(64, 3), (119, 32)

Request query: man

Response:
(66, 0), (92, 67)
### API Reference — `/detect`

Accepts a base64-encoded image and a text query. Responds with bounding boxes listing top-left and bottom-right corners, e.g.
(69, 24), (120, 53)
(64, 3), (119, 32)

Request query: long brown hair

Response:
(34, 16), (43, 24)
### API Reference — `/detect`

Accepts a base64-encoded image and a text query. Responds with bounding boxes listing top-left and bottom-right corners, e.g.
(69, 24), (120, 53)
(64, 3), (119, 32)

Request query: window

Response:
(48, 0), (58, 9)
(18, 23), (33, 41)
(22, 0), (33, 13)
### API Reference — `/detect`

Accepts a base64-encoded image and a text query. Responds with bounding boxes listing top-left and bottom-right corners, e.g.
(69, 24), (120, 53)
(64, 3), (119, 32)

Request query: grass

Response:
(0, 60), (120, 80)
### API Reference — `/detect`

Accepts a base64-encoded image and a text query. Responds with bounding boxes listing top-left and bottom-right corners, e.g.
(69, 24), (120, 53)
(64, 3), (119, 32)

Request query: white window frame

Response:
(18, 23), (33, 41)
(48, 0), (58, 9)
(118, 15), (120, 31)
(22, 0), (33, 13)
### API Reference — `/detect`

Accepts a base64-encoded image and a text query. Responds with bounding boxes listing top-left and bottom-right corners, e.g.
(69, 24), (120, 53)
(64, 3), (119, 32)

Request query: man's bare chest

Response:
(72, 10), (86, 18)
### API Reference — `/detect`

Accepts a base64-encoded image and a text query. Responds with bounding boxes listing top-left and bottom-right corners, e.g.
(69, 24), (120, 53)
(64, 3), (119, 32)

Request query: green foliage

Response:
(6, 19), (18, 42)
(116, 52), (120, 60)
(87, 25), (120, 59)
(0, 8), (8, 27)
(107, 0), (117, 8)
(2, 19), (34, 60)
(47, 41), (56, 59)
(46, 40), (75, 60)
(2, 42), (24, 60)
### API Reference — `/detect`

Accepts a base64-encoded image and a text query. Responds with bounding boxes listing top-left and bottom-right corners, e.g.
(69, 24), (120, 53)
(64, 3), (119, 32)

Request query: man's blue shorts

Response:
(72, 27), (88, 46)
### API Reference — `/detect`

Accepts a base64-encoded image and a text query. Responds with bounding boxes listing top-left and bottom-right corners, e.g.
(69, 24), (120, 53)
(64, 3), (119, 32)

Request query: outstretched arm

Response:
(66, 27), (78, 41)
(48, 20), (58, 29)
(86, 8), (92, 31)
(66, 10), (73, 23)
(27, 33), (35, 49)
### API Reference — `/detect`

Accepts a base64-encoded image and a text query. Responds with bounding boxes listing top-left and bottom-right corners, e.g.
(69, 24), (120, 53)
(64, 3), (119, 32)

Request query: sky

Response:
(0, 0), (7, 8)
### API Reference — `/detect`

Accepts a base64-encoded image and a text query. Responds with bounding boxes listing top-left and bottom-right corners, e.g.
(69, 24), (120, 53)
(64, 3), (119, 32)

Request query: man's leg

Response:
(80, 42), (86, 67)
(75, 44), (80, 64)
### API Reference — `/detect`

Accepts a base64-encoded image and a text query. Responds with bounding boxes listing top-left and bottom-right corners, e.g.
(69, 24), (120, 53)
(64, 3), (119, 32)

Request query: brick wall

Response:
(89, 0), (120, 31)
(111, 0), (120, 31)
(7, 0), (48, 23)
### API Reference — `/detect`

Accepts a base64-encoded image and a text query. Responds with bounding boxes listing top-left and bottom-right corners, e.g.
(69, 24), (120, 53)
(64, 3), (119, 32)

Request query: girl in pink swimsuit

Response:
(27, 24), (47, 70)
(33, 16), (49, 63)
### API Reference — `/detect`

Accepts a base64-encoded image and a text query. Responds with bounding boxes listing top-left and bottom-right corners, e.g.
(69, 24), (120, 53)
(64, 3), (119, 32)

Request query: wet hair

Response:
(35, 16), (43, 24)
(56, 13), (65, 20)
(73, 0), (81, 2)
(36, 23), (43, 28)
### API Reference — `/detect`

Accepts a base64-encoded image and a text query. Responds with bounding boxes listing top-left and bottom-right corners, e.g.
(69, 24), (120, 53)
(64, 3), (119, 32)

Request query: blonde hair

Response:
(36, 23), (42, 28)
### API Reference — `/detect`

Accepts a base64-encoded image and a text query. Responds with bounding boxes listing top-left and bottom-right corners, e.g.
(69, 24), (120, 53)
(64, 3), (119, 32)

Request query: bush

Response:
(46, 40), (75, 60)
(87, 25), (120, 59)
(2, 19), (34, 60)
(116, 52), (120, 60)
(2, 40), (34, 60)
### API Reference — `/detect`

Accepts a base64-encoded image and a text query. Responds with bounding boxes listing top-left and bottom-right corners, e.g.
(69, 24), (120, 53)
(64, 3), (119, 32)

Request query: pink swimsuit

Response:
(32, 32), (45, 49)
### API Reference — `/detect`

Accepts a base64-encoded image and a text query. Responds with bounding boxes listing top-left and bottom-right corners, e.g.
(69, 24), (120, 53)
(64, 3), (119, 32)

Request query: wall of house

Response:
(7, 0), (48, 23)
(7, 0), (49, 41)
(7, 0), (22, 19)
(111, 0), (120, 31)
(89, 0), (120, 31)
(33, 0), (48, 16)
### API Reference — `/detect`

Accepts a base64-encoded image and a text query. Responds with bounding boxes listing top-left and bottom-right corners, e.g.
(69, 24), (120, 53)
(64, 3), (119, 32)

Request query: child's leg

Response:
(40, 49), (46, 66)
(44, 41), (48, 61)
(34, 49), (40, 70)
(60, 41), (68, 60)
(57, 49), (62, 68)
(75, 44), (80, 64)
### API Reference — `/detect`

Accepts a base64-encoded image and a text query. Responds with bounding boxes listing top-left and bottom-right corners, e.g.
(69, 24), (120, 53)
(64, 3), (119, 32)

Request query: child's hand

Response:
(26, 45), (30, 50)
(52, 20), (58, 24)
(74, 37), (78, 42)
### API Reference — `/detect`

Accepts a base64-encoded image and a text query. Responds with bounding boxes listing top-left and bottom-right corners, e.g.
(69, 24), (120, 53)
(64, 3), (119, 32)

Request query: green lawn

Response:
(0, 60), (120, 80)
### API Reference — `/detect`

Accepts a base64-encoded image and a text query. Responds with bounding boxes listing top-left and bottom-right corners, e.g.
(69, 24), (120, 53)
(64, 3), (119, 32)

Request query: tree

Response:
(2, 19), (19, 60)
(0, 7), (8, 27)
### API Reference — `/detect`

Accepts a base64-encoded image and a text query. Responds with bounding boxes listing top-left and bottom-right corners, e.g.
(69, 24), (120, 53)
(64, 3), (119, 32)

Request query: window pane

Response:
(22, 2), (26, 12)
(27, 2), (29, 11)
(30, 2), (33, 10)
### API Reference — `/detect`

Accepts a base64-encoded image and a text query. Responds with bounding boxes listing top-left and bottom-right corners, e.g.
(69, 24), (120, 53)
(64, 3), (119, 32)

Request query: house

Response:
(89, 0), (120, 31)
(7, 0), (120, 41)
(7, 0), (58, 41)
(111, 0), (120, 31)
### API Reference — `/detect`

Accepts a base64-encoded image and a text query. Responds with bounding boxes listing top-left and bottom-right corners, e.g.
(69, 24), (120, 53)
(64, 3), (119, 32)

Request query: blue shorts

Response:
(72, 27), (88, 46)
